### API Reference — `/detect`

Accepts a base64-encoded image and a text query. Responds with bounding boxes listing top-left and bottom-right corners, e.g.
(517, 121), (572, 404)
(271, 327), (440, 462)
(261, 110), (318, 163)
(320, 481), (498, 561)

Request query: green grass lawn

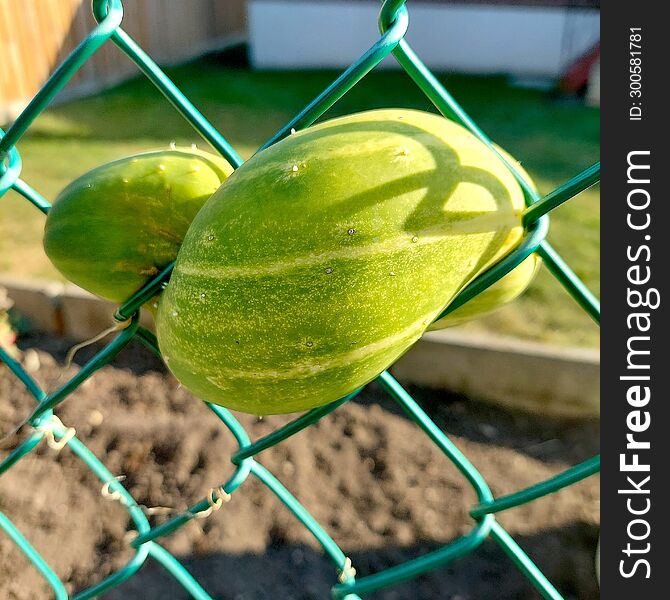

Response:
(0, 59), (599, 347)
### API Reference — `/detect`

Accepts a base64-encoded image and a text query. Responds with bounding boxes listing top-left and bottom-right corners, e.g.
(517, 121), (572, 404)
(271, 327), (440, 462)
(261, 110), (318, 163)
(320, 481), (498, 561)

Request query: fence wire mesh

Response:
(0, 1), (600, 598)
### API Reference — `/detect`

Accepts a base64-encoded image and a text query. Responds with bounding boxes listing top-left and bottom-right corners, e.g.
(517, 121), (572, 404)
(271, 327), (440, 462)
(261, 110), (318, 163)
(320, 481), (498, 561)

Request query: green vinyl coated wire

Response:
(0, 1), (599, 598)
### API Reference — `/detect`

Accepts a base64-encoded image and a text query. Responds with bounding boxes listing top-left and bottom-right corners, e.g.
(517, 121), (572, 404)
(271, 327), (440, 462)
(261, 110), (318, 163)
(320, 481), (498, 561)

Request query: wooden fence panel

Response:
(0, 0), (247, 123)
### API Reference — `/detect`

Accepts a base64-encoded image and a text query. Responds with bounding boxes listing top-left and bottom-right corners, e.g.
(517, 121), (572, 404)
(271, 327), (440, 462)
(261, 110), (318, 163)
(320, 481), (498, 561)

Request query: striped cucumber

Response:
(429, 254), (540, 329)
(43, 148), (233, 303)
(156, 109), (526, 414)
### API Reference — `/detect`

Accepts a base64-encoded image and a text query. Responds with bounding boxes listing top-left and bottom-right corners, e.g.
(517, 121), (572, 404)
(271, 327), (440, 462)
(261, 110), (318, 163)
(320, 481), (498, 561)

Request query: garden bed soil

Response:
(0, 334), (599, 599)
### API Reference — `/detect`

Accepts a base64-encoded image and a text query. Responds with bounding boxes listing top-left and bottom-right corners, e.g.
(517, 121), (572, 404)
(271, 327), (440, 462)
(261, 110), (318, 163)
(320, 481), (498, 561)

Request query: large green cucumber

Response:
(43, 148), (233, 303)
(156, 109), (526, 415)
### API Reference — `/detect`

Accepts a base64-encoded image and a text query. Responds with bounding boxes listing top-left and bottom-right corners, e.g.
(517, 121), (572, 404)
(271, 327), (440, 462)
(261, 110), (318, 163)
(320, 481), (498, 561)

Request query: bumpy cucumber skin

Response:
(43, 148), (233, 303)
(156, 109), (526, 415)
(429, 254), (541, 329)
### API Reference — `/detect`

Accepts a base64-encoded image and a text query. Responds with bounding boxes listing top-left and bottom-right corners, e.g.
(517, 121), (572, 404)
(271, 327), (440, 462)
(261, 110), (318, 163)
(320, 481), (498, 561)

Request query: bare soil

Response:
(0, 334), (599, 599)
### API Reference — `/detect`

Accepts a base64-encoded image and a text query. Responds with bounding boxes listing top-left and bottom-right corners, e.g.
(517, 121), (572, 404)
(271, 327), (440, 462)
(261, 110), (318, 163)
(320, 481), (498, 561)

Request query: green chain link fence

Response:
(0, 1), (600, 598)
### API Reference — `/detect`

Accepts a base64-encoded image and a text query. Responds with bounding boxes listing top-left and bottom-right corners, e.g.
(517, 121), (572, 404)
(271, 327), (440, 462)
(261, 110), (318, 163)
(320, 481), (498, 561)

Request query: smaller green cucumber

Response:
(43, 148), (233, 303)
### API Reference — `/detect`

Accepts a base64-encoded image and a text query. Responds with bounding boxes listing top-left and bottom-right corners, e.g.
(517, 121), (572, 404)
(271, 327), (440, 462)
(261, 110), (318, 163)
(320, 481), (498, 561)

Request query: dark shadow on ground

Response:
(106, 523), (599, 600)
(359, 382), (599, 467)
